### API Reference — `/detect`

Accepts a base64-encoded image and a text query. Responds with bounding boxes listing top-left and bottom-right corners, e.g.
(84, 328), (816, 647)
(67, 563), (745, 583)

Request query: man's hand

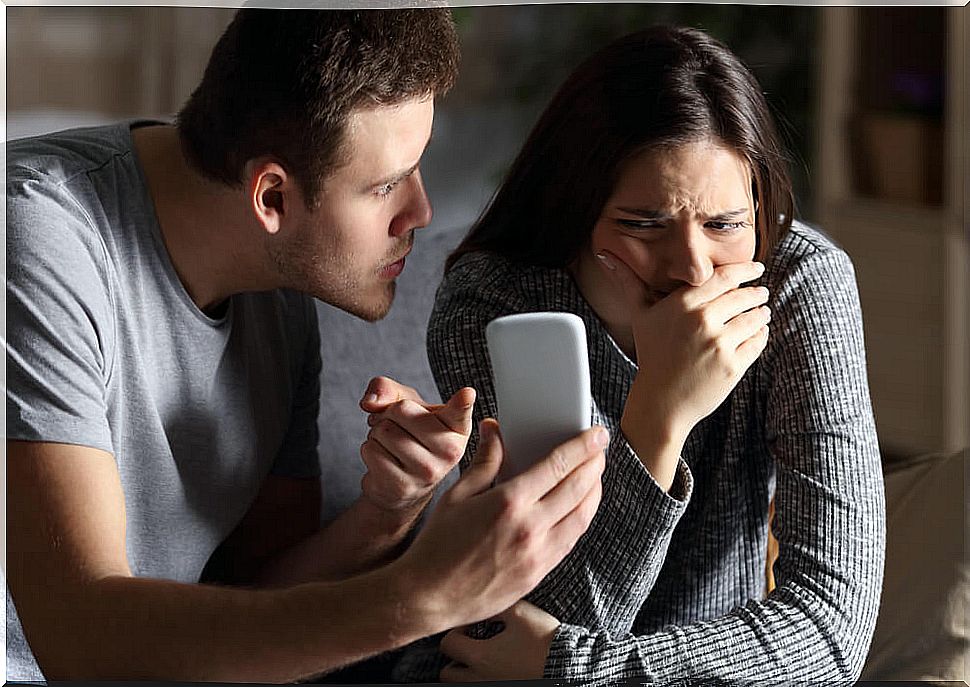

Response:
(395, 418), (607, 633)
(358, 376), (475, 514)
(439, 600), (560, 682)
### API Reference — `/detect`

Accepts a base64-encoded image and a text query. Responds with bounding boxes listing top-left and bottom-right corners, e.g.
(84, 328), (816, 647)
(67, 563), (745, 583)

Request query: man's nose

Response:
(665, 226), (714, 286)
(392, 170), (433, 236)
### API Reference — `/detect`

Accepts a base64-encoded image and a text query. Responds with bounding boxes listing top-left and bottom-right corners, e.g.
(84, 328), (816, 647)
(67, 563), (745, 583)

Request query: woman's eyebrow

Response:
(614, 206), (752, 220)
(615, 207), (672, 219)
(708, 207), (751, 220)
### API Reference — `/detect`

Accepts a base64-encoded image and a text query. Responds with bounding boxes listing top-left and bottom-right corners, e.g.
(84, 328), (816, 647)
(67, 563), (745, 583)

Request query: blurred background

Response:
(5, 5), (967, 510)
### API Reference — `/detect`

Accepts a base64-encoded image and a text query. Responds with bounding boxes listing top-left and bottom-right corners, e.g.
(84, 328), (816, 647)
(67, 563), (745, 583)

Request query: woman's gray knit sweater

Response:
(410, 221), (884, 684)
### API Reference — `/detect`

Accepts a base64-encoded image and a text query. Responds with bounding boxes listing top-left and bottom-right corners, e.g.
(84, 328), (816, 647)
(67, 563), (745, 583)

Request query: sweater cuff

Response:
(610, 433), (693, 512)
(544, 622), (656, 684)
(544, 622), (587, 679)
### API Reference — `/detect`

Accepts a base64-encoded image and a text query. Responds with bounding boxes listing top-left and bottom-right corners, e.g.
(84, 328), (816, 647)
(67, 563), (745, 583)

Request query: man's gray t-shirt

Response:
(5, 122), (322, 680)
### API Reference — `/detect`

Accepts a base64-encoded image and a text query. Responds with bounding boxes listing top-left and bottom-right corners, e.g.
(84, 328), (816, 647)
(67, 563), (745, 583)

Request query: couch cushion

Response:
(860, 448), (968, 682)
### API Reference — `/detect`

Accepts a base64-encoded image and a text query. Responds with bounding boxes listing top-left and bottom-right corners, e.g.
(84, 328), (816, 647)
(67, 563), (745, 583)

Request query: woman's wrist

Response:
(620, 408), (689, 492)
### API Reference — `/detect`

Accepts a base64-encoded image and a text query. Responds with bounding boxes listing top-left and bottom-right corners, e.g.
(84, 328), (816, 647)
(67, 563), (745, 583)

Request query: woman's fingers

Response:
(736, 324), (771, 366)
(440, 629), (480, 668)
(708, 285), (770, 325)
(722, 304), (772, 350)
(596, 249), (653, 310)
(682, 260), (765, 309)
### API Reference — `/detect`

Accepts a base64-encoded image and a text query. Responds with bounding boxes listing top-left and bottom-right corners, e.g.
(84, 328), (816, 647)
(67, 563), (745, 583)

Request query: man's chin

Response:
(328, 282), (396, 323)
(355, 301), (393, 323)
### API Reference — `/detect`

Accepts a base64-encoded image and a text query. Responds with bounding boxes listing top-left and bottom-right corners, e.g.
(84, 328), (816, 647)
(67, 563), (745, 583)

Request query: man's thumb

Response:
(448, 418), (502, 500)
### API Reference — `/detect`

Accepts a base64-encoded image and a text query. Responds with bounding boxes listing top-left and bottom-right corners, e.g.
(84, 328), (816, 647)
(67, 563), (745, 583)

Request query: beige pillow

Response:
(860, 448), (968, 683)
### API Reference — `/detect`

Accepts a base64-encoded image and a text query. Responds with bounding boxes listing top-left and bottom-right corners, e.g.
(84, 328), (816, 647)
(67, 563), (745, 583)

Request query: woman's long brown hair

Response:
(447, 25), (794, 272)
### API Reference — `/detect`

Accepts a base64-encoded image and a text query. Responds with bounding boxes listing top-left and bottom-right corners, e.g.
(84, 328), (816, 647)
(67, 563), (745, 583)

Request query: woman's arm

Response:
(426, 257), (691, 635)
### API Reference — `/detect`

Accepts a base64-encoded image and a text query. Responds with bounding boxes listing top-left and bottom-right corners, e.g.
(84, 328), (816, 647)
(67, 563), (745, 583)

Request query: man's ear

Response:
(248, 160), (294, 236)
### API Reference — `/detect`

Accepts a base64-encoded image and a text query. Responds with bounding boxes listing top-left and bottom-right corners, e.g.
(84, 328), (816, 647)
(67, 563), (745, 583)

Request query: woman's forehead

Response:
(610, 141), (753, 211)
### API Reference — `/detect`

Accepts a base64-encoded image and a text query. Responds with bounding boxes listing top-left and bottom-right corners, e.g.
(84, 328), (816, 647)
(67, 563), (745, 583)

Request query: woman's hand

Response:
(597, 251), (770, 489)
(439, 600), (560, 682)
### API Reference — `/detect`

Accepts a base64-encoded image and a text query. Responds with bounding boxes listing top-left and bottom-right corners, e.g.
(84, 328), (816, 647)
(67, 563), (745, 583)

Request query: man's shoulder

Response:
(6, 122), (160, 270)
(7, 122), (136, 189)
(238, 289), (319, 338)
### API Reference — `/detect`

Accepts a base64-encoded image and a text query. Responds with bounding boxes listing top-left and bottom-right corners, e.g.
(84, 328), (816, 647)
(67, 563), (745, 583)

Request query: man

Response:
(5, 9), (606, 681)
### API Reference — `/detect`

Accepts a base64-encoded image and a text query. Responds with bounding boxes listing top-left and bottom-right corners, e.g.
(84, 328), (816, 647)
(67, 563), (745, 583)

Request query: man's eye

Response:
(376, 181), (398, 198)
(375, 168), (417, 199)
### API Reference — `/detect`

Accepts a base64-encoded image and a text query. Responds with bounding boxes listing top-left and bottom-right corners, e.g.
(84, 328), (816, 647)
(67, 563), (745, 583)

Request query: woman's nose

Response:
(664, 227), (715, 286)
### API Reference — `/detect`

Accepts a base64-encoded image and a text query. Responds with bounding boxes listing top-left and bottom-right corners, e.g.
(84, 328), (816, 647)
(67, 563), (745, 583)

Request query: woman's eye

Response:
(707, 220), (749, 233)
(617, 219), (664, 231)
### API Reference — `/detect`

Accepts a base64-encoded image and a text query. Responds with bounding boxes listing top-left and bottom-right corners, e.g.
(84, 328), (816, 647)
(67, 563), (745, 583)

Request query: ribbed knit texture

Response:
(395, 222), (885, 684)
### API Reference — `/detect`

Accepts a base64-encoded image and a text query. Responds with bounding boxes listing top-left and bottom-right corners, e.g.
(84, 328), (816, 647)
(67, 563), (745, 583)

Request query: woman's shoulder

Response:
(769, 220), (846, 265)
(442, 250), (566, 303)
(765, 221), (856, 292)
(760, 220), (866, 354)
(447, 249), (521, 278)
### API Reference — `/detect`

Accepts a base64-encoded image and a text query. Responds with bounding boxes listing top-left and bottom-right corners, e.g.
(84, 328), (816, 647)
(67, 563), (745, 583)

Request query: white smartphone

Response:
(485, 312), (593, 480)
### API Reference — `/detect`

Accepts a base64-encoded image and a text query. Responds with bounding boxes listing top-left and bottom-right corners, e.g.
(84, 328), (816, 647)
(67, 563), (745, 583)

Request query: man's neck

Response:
(131, 124), (272, 315)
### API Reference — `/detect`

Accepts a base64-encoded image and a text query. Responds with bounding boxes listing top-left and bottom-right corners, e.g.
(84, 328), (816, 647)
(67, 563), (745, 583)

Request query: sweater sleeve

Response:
(426, 256), (692, 636)
(543, 244), (886, 684)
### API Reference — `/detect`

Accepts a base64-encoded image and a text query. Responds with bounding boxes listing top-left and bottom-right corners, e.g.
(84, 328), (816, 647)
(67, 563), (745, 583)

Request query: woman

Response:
(411, 25), (885, 684)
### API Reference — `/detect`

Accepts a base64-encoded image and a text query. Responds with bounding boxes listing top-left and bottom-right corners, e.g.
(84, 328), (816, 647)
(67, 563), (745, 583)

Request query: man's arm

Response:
(8, 420), (606, 681)
(6, 440), (416, 682)
(276, 378), (476, 583)
(204, 475), (434, 587)
(203, 377), (475, 588)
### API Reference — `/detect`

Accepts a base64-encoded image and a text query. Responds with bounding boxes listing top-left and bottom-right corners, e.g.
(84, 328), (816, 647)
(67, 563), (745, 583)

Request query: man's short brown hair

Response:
(177, 8), (459, 206)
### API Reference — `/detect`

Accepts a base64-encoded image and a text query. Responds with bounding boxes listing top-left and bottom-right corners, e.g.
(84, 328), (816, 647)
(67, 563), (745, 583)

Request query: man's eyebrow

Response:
(369, 130), (435, 189)
(371, 162), (420, 189)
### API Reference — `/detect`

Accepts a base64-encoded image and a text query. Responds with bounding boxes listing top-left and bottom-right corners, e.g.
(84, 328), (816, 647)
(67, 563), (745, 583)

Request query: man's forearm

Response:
(257, 494), (428, 586)
(32, 562), (437, 682)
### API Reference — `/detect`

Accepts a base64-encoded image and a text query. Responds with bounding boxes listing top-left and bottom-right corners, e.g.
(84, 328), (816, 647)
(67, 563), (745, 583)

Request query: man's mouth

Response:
(379, 241), (413, 279)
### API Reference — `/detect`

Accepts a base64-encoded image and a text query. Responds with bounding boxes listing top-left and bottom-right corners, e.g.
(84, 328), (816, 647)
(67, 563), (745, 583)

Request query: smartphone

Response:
(485, 312), (592, 480)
